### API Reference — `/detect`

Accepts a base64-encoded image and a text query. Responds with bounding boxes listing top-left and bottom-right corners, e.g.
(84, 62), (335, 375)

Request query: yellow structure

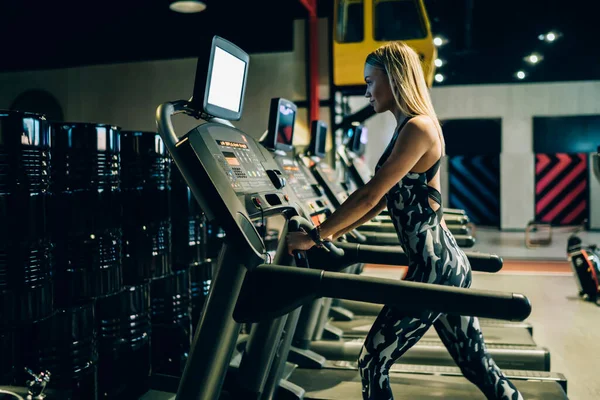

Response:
(333, 0), (437, 87)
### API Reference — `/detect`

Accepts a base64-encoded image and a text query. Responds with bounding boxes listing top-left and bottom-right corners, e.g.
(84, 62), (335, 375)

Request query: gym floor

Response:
(365, 227), (600, 400)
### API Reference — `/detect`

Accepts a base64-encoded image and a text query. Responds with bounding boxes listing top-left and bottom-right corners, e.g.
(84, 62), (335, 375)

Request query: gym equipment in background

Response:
(567, 228), (600, 306)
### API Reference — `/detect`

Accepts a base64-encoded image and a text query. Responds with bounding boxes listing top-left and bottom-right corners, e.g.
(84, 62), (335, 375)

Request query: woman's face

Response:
(364, 63), (394, 113)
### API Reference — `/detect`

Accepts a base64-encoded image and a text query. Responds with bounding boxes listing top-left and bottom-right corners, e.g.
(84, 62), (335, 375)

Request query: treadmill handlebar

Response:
(314, 242), (503, 273)
(156, 100), (189, 154)
(466, 253), (503, 272)
(349, 229), (367, 243)
(288, 217), (311, 268)
(290, 216), (345, 258)
(321, 271), (531, 322)
(233, 265), (532, 323)
(361, 230), (476, 248)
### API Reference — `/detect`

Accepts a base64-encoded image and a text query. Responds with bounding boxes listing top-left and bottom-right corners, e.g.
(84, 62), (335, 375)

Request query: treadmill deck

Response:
(287, 368), (568, 399)
(331, 316), (535, 346)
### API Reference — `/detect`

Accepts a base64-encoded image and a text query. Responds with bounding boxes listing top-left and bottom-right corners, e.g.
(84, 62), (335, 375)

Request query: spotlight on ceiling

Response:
(433, 36), (448, 47)
(169, 0), (207, 13)
(434, 58), (444, 67)
(434, 73), (444, 83)
(524, 53), (543, 65)
(538, 31), (562, 42)
(515, 71), (526, 80)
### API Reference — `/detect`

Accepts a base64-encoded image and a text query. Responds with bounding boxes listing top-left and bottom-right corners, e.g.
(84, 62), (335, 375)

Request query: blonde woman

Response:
(287, 42), (524, 399)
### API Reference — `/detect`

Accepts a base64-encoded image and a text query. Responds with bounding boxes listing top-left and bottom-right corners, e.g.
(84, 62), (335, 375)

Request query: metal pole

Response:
(176, 243), (247, 400)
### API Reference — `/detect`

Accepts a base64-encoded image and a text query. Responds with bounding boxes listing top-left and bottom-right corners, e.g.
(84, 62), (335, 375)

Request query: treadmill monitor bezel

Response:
(268, 98), (297, 153)
(191, 35), (250, 121)
(309, 120), (328, 158)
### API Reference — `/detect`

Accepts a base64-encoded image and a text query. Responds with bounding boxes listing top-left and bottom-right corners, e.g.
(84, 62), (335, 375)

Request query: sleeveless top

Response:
(375, 117), (443, 248)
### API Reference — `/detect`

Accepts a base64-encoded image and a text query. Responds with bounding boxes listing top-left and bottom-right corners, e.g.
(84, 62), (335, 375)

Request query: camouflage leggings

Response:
(357, 254), (524, 399)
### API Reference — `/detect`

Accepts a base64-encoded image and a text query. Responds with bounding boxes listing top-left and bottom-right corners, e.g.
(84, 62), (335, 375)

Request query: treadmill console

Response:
(349, 152), (373, 187)
(214, 138), (271, 192)
(260, 98), (332, 220)
(275, 155), (331, 220)
(172, 121), (297, 262)
(205, 127), (292, 216)
(337, 124), (371, 190)
(301, 155), (349, 208)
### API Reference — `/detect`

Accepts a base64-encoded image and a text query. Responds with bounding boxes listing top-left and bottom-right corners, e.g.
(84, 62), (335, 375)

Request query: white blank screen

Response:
(207, 47), (246, 112)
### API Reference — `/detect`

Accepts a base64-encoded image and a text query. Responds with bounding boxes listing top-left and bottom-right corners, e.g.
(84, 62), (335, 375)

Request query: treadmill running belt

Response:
(287, 368), (568, 399)
(331, 317), (535, 345)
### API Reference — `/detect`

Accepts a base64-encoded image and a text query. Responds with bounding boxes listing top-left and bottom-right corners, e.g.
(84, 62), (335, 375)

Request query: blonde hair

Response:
(366, 41), (445, 155)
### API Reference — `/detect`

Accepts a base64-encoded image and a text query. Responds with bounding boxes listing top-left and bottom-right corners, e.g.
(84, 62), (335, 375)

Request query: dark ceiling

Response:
(0, 0), (597, 85)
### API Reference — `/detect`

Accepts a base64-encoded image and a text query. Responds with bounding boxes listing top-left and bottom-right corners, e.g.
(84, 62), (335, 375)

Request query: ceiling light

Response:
(434, 58), (444, 67)
(516, 71), (526, 80)
(169, 1), (207, 13)
(433, 36), (448, 47)
(524, 53), (543, 64)
(538, 31), (562, 42)
(434, 73), (444, 83)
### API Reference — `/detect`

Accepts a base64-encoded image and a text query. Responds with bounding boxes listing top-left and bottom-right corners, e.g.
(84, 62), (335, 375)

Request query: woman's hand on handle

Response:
(286, 230), (334, 256)
(286, 231), (316, 255)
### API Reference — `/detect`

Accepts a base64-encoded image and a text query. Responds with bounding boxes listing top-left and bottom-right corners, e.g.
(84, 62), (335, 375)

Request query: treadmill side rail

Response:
(233, 265), (531, 323)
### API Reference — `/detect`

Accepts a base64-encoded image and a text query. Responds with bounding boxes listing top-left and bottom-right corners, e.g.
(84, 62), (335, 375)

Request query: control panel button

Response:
(311, 184), (323, 197)
(252, 197), (262, 208)
(266, 169), (286, 189)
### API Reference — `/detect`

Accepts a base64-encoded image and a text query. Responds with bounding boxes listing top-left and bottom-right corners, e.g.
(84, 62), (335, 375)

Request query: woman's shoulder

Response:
(400, 115), (439, 144)
(405, 115), (437, 131)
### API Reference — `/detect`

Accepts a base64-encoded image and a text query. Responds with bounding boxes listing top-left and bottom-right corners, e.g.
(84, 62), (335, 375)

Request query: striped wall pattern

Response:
(535, 153), (588, 225)
(447, 155), (500, 226)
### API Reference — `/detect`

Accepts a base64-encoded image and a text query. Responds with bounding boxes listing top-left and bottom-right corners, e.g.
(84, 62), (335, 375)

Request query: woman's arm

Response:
(332, 197), (387, 240)
(317, 116), (437, 240)
(287, 116), (439, 255)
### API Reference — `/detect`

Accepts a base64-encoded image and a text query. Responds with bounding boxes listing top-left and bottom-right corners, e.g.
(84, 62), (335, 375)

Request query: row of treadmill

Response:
(147, 37), (568, 400)
(1, 35), (569, 400)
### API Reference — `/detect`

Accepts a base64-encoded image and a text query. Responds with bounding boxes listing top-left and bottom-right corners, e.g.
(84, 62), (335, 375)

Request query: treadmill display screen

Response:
(316, 124), (327, 156)
(206, 46), (247, 113)
(217, 140), (248, 149)
(353, 125), (367, 156)
(276, 103), (296, 147)
(222, 151), (240, 166)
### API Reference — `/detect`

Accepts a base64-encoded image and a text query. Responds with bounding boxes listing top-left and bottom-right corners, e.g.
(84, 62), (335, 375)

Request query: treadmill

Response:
(148, 35), (566, 400)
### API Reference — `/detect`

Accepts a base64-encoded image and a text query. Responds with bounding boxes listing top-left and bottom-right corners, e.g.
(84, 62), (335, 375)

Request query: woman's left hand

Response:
(286, 231), (316, 255)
